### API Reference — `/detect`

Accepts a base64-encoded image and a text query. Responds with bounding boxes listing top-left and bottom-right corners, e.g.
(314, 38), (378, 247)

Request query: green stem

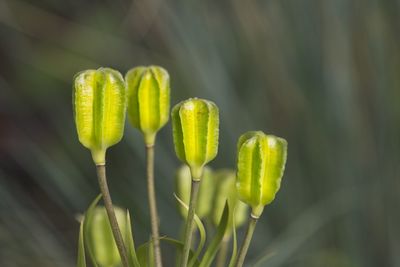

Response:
(234, 216), (258, 267)
(180, 180), (200, 267)
(216, 236), (230, 267)
(96, 165), (130, 267)
(146, 144), (163, 267)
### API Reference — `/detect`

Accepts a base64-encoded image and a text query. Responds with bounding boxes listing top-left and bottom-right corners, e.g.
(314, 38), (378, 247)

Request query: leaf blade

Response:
(126, 210), (141, 267)
(77, 218), (86, 267)
(198, 202), (230, 267)
(174, 194), (206, 267)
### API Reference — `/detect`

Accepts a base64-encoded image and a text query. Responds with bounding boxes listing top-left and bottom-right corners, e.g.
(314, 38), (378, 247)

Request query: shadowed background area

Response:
(0, 0), (399, 266)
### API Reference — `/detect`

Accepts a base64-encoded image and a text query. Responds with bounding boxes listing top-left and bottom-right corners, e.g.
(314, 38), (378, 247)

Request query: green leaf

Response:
(83, 194), (102, 267)
(175, 165), (215, 219)
(212, 170), (249, 232)
(164, 237), (200, 266)
(126, 210), (141, 267)
(137, 241), (155, 267)
(198, 202), (230, 267)
(174, 194), (206, 267)
(77, 218), (86, 267)
(136, 237), (199, 267)
(228, 214), (238, 267)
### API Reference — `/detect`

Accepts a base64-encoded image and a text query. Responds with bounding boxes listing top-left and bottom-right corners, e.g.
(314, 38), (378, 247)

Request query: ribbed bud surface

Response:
(73, 68), (126, 164)
(236, 131), (287, 217)
(126, 66), (170, 145)
(172, 98), (219, 180)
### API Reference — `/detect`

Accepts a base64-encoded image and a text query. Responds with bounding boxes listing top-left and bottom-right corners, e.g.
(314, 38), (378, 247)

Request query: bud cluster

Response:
(73, 65), (288, 267)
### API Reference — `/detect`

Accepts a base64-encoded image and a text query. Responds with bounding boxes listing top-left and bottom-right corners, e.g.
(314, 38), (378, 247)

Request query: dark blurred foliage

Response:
(0, 0), (399, 266)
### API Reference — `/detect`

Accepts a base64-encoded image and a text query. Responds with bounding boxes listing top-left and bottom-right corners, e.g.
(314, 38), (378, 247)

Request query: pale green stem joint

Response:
(251, 206), (264, 219)
(190, 166), (204, 181)
(144, 132), (157, 147)
(91, 149), (106, 165)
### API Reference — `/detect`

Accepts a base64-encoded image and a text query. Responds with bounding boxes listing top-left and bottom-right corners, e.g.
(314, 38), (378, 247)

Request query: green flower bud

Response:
(236, 131), (287, 218)
(212, 170), (248, 232)
(125, 66), (170, 145)
(85, 206), (128, 267)
(73, 68), (126, 165)
(175, 165), (214, 218)
(172, 98), (219, 180)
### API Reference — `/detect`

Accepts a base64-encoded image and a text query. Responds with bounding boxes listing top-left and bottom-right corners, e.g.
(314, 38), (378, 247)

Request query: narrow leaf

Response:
(137, 241), (155, 267)
(198, 202), (230, 267)
(126, 210), (141, 267)
(137, 237), (199, 266)
(228, 214), (237, 267)
(174, 193), (206, 267)
(77, 218), (86, 267)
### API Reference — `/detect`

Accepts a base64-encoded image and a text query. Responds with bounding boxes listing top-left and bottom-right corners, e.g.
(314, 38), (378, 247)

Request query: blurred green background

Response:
(0, 0), (399, 266)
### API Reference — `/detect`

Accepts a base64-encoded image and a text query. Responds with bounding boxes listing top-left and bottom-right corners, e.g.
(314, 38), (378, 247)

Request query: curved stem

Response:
(96, 165), (130, 267)
(234, 216), (258, 267)
(146, 144), (163, 267)
(180, 180), (200, 267)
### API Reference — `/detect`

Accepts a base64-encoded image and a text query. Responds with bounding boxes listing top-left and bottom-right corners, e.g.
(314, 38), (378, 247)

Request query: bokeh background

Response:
(1, 0), (399, 266)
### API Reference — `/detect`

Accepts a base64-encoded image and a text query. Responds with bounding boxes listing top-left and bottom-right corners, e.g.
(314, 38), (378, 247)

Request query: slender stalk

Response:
(146, 144), (163, 267)
(234, 216), (258, 267)
(216, 236), (230, 267)
(180, 180), (200, 267)
(96, 164), (130, 267)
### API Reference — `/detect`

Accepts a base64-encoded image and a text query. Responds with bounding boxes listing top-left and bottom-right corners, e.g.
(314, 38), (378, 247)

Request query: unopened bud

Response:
(175, 165), (214, 218)
(85, 206), (128, 267)
(172, 98), (219, 180)
(236, 131), (287, 218)
(212, 169), (248, 232)
(125, 66), (170, 145)
(73, 68), (126, 165)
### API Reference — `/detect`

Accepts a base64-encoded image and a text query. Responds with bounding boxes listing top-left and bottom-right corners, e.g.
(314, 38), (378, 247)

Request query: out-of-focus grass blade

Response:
(137, 237), (199, 266)
(228, 216), (237, 267)
(137, 240), (155, 267)
(163, 237), (200, 266)
(174, 193), (206, 267)
(198, 202), (229, 267)
(126, 210), (141, 267)
(77, 218), (86, 267)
